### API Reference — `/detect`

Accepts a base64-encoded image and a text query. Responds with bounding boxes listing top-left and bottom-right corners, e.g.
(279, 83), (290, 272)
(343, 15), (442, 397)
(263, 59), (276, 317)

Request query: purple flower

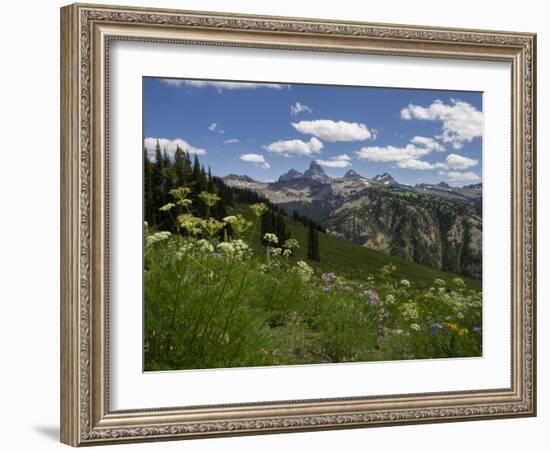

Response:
(365, 290), (379, 302)
(473, 326), (482, 333)
(429, 323), (444, 335)
(321, 272), (337, 283)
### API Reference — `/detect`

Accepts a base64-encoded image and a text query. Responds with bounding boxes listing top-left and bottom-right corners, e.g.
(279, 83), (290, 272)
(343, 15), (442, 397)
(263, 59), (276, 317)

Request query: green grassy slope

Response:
(233, 204), (481, 290)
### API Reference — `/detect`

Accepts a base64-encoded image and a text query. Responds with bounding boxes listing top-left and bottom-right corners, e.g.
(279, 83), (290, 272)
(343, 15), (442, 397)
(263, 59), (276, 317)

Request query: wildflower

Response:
(381, 264), (397, 276)
(196, 239), (214, 253)
(410, 323), (421, 332)
(434, 278), (447, 288)
(177, 198), (193, 208)
(458, 328), (469, 336)
(399, 302), (419, 321)
(385, 294), (396, 305)
(198, 191), (220, 208)
(159, 202), (176, 212)
(321, 272), (337, 283)
(263, 233), (279, 245)
(231, 239), (250, 259)
(250, 202), (269, 217)
(400, 279), (411, 288)
(145, 231), (171, 247)
(217, 242), (235, 257)
(223, 214), (251, 234)
(177, 214), (202, 235)
(282, 249), (292, 257)
(293, 260), (314, 281)
(452, 277), (466, 289)
(392, 328), (404, 335)
(271, 247), (283, 256)
(201, 218), (224, 237)
(366, 290), (379, 302)
(170, 187), (191, 201)
(473, 326), (482, 333)
(442, 322), (459, 332)
(283, 238), (300, 250)
(429, 323), (444, 335)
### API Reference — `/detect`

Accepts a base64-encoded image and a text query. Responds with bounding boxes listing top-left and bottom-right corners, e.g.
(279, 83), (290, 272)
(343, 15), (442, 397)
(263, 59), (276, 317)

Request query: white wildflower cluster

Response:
(437, 290), (482, 321)
(385, 294), (396, 305)
(159, 202), (176, 212)
(400, 279), (411, 288)
(196, 239), (214, 254)
(293, 260), (314, 282)
(282, 249), (292, 257)
(283, 238), (299, 249)
(263, 233), (279, 245)
(145, 231), (171, 247)
(410, 323), (421, 332)
(175, 241), (194, 260)
(216, 239), (251, 260)
(271, 247), (283, 256)
(399, 302), (419, 321)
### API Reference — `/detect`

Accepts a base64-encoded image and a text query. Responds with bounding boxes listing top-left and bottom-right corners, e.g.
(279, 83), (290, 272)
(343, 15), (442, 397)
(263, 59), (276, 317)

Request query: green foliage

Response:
(144, 153), (482, 371)
(144, 210), (482, 371)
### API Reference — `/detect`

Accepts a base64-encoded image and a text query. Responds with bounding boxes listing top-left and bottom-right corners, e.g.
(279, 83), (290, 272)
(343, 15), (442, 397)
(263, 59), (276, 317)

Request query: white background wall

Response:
(0, 0), (546, 449)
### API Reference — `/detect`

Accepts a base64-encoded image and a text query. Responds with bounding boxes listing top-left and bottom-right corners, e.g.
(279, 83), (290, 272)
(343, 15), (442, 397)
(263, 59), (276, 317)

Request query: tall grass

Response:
(144, 195), (482, 371)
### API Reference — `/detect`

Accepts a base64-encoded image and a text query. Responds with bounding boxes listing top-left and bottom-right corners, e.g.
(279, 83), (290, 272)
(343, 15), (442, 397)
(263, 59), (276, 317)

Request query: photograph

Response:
(142, 78), (483, 371)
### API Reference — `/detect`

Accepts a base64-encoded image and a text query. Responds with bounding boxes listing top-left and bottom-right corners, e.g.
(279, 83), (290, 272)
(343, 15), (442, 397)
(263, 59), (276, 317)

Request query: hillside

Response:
(223, 161), (482, 280)
(233, 202), (481, 290)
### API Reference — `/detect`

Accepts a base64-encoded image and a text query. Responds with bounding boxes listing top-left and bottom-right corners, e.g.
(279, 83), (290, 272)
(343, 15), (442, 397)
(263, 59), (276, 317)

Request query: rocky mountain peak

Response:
(278, 168), (304, 182)
(304, 160), (332, 184)
(372, 172), (398, 186)
(343, 169), (360, 179)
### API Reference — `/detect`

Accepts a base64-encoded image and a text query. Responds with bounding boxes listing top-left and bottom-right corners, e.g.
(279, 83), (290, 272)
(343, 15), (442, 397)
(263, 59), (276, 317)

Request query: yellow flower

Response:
(223, 214), (251, 234)
(200, 218), (224, 237)
(177, 214), (202, 235)
(159, 202), (176, 212)
(170, 187), (191, 201)
(250, 202), (269, 217)
(198, 191), (220, 208)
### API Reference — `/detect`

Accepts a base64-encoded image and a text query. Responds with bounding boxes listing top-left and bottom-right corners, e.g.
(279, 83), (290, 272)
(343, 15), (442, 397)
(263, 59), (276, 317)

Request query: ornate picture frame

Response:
(60, 3), (536, 446)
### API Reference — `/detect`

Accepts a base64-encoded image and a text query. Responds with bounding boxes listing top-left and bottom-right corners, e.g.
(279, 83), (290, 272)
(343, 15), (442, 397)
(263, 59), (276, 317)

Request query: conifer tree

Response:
(143, 147), (154, 225)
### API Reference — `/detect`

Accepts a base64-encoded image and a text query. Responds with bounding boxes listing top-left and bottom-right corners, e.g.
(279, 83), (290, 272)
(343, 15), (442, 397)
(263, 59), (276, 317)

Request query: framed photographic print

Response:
(60, 3), (537, 446)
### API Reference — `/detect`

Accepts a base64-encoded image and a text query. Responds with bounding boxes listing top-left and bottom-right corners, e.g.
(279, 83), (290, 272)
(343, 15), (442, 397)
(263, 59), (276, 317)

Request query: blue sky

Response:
(143, 77), (483, 186)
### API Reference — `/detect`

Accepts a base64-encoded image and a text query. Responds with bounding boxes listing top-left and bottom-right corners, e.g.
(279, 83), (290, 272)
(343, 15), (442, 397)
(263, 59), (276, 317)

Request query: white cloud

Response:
(239, 153), (270, 169)
(355, 144), (431, 162)
(290, 102), (313, 116)
(396, 153), (479, 171)
(445, 171), (482, 184)
(397, 159), (436, 170)
(410, 136), (446, 152)
(208, 123), (224, 134)
(292, 119), (372, 142)
(144, 137), (206, 158)
(401, 100), (483, 149)
(315, 159), (352, 168)
(224, 138), (240, 144)
(332, 154), (351, 161)
(444, 153), (478, 169)
(160, 79), (284, 92)
(315, 154), (352, 168)
(264, 137), (324, 157)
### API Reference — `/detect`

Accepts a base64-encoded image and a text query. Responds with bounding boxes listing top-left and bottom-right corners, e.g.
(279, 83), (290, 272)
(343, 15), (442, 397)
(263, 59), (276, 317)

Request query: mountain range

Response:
(223, 161), (482, 279)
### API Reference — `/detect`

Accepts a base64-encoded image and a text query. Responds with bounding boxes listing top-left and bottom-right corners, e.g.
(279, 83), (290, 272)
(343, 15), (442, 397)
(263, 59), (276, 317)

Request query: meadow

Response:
(144, 188), (482, 371)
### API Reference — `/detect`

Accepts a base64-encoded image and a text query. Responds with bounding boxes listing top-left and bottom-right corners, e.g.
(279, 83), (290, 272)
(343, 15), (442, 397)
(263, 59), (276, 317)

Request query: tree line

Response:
(144, 140), (321, 261)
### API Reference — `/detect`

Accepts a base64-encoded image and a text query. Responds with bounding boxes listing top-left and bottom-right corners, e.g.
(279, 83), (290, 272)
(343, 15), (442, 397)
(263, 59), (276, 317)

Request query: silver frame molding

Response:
(60, 3), (536, 446)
